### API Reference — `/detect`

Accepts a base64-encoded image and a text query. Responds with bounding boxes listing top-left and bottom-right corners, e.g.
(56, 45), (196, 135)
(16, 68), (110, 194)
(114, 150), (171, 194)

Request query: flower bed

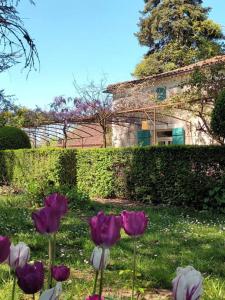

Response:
(0, 194), (224, 299)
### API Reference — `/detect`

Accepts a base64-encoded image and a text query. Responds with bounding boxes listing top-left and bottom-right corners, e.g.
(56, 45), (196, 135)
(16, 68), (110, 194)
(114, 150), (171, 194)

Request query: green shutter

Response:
(156, 87), (167, 101)
(137, 130), (151, 146)
(172, 128), (185, 145)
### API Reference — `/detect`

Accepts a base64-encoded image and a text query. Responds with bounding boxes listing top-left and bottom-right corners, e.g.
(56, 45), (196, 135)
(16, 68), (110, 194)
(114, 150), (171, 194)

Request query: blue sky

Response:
(0, 0), (225, 109)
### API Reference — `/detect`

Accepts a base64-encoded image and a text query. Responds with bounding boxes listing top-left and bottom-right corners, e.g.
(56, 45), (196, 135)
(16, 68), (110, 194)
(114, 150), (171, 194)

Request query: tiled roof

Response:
(106, 55), (225, 93)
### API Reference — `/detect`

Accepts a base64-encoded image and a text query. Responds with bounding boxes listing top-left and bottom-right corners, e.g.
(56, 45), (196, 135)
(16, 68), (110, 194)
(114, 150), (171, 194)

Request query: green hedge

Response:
(0, 148), (76, 189)
(1, 146), (225, 209)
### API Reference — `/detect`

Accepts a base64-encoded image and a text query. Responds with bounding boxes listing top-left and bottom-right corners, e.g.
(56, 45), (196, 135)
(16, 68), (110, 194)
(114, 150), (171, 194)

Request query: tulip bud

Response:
(51, 265), (70, 282)
(7, 242), (30, 270)
(89, 211), (122, 248)
(90, 246), (110, 270)
(172, 266), (203, 300)
(44, 193), (68, 217)
(16, 261), (44, 294)
(121, 211), (148, 237)
(32, 206), (61, 234)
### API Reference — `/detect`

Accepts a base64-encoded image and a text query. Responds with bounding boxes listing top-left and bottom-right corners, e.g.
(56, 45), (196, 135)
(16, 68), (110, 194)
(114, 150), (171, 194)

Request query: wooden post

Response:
(153, 108), (156, 145)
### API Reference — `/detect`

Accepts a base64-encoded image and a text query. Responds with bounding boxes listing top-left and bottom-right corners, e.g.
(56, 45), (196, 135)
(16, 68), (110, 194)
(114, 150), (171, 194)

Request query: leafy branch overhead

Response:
(0, 0), (39, 73)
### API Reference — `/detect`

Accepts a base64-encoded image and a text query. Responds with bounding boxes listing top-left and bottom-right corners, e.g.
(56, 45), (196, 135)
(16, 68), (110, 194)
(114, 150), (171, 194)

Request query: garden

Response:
(0, 190), (225, 299)
(1, 0), (225, 298)
(0, 146), (225, 299)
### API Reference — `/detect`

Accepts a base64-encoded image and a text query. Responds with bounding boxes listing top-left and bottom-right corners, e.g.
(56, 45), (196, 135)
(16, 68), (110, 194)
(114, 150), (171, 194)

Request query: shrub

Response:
(211, 90), (225, 141)
(0, 126), (31, 150)
(0, 148), (77, 199)
(1, 146), (225, 210)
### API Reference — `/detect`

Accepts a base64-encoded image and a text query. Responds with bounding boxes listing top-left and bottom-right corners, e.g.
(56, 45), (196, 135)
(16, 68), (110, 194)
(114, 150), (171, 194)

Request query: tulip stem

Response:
(48, 236), (53, 288)
(99, 247), (105, 298)
(33, 294), (35, 300)
(93, 270), (99, 295)
(132, 237), (137, 300)
(11, 274), (16, 300)
(53, 233), (56, 264)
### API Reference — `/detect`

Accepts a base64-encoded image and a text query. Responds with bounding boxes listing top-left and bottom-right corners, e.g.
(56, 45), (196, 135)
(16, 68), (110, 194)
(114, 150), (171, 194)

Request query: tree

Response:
(211, 90), (225, 143)
(73, 79), (113, 148)
(168, 61), (225, 144)
(48, 96), (74, 148)
(0, 0), (38, 73)
(134, 0), (224, 77)
(0, 90), (17, 126)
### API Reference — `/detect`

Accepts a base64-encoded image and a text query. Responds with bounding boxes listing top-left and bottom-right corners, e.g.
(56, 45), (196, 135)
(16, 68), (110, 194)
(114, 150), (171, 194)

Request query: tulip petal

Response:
(40, 283), (62, 300)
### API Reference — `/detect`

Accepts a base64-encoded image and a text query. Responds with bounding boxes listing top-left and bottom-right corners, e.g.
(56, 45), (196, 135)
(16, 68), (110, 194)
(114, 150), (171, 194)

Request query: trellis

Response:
(23, 101), (193, 147)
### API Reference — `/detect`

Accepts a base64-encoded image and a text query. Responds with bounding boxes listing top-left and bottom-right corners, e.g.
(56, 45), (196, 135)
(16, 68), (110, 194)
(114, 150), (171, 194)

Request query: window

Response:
(157, 130), (172, 145)
(156, 87), (167, 101)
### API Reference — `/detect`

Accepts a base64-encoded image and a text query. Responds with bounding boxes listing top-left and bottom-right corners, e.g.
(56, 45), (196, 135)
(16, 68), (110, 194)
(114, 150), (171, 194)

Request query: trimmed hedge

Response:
(1, 146), (225, 209)
(0, 148), (76, 188)
(0, 127), (31, 150)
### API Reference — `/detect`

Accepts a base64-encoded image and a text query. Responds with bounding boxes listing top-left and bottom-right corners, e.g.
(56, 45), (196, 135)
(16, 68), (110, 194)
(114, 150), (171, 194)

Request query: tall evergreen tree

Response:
(134, 0), (224, 77)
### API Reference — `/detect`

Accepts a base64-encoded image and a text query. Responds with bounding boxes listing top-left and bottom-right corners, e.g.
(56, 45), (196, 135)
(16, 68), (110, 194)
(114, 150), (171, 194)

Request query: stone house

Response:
(106, 55), (225, 147)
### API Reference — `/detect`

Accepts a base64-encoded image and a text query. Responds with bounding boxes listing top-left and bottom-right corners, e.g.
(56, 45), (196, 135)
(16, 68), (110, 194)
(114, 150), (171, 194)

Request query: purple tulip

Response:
(89, 211), (122, 248)
(32, 207), (61, 234)
(44, 193), (68, 217)
(121, 211), (148, 237)
(51, 265), (70, 282)
(0, 236), (11, 263)
(16, 261), (44, 294)
(86, 295), (104, 300)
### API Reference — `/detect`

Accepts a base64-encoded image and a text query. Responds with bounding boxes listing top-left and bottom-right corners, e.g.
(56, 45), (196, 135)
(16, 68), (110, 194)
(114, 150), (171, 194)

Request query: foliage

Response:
(134, 0), (224, 77)
(0, 126), (31, 150)
(204, 177), (225, 212)
(0, 195), (225, 298)
(211, 90), (225, 142)
(168, 62), (225, 144)
(0, 0), (38, 73)
(0, 148), (77, 204)
(77, 146), (225, 210)
(2, 146), (225, 210)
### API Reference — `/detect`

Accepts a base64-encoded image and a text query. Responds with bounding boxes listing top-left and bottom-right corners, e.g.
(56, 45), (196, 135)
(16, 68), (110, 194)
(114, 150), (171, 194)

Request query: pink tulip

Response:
(172, 266), (203, 300)
(86, 295), (104, 300)
(121, 211), (148, 236)
(44, 193), (68, 217)
(89, 211), (122, 248)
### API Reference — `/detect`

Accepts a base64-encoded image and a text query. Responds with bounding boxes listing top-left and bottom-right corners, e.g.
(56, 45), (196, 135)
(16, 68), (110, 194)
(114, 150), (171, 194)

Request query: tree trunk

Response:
(63, 120), (68, 148)
(103, 130), (107, 148)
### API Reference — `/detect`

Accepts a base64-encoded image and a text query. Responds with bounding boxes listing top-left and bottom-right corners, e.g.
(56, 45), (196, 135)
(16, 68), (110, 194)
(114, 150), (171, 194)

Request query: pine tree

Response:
(134, 0), (224, 77)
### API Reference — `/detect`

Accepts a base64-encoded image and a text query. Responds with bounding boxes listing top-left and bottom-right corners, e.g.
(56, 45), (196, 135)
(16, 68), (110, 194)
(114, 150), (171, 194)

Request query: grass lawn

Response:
(0, 194), (225, 299)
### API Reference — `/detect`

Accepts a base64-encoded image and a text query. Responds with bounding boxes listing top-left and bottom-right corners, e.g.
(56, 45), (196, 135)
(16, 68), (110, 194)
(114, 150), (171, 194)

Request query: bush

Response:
(76, 146), (225, 210)
(211, 90), (225, 141)
(1, 146), (225, 210)
(0, 126), (31, 150)
(0, 148), (77, 192)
